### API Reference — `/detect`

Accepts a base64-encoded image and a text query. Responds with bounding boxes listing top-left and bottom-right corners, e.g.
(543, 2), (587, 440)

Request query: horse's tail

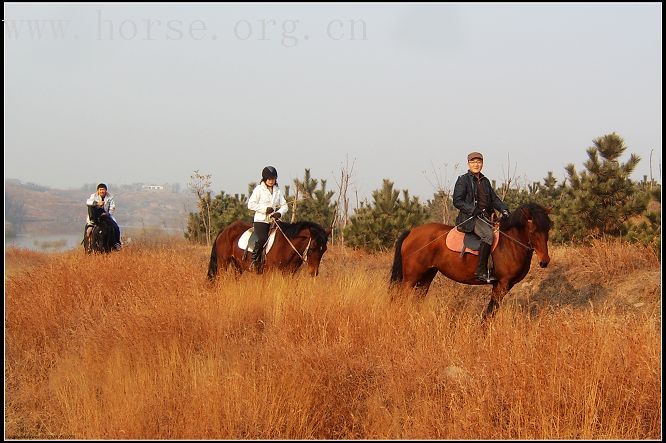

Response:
(390, 230), (411, 285)
(207, 240), (218, 281)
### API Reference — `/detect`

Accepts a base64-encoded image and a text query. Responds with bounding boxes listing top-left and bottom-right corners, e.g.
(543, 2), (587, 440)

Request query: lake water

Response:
(5, 227), (186, 253)
(5, 233), (84, 252)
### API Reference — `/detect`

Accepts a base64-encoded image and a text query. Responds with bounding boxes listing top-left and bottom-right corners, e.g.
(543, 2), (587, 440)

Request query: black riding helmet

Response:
(262, 166), (278, 182)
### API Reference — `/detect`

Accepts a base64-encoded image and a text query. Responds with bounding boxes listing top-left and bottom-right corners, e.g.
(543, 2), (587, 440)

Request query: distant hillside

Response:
(5, 180), (196, 235)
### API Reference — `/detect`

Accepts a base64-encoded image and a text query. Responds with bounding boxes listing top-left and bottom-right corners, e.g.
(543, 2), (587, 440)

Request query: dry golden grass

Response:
(4, 247), (54, 279)
(5, 238), (661, 439)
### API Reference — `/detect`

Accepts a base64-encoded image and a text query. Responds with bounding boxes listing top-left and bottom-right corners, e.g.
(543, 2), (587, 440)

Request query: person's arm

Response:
(247, 186), (268, 214)
(276, 190), (288, 217)
(452, 176), (475, 215)
(86, 193), (97, 206)
(489, 183), (508, 214)
(107, 195), (116, 216)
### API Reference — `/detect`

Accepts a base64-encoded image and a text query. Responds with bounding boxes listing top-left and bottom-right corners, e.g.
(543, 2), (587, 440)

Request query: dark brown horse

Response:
(390, 203), (552, 319)
(207, 220), (330, 280)
(82, 204), (114, 254)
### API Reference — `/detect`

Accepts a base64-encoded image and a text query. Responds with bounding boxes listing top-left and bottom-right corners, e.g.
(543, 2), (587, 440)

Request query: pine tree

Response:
(209, 191), (253, 235)
(561, 132), (647, 240)
(345, 179), (427, 251)
(185, 185), (253, 243)
(626, 181), (661, 255)
(426, 190), (457, 224)
(290, 169), (336, 227)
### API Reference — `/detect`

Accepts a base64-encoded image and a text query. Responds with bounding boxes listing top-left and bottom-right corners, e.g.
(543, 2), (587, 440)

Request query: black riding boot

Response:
(475, 243), (497, 283)
(249, 245), (263, 273)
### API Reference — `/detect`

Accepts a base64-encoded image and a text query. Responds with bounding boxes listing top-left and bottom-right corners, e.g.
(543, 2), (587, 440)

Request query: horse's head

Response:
(303, 226), (331, 277)
(87, 204), (105, 225)
(91, 215), (114, 253)
(278, 221), (330, 276)
(524, 204), (552, 267)
(502, 203), (552, 267)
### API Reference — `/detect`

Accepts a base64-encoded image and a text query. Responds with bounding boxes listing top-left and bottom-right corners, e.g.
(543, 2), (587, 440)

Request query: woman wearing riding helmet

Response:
(247, 166), (288, 271)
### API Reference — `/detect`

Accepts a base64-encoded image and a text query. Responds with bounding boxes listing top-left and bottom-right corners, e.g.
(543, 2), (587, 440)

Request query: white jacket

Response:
(247, 182), (288, 223)
(86, 193), (117, 224)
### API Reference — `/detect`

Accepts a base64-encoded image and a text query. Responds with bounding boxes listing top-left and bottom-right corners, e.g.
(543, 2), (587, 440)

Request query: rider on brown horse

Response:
(452, 152), (510, 283)
(246, 166), (288, 272)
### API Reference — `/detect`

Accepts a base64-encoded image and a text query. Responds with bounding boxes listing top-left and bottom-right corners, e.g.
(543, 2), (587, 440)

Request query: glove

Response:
(270, 212), (281, 219)
(501, 210), (510, 219)
(265, 207), (274, 215)
(472, 207), (483, 217)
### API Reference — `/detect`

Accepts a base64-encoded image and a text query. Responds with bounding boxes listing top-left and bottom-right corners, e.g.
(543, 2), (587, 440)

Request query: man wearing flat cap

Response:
(452, 151), (509, 283)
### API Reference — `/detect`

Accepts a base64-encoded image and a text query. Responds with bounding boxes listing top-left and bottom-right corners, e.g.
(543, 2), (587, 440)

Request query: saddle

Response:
(445, 228), (499, 256)
(238, 225), (278, 261)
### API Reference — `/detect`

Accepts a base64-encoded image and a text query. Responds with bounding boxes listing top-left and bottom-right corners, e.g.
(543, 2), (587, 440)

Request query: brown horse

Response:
(390, 203), (552, 319)
(207, 220), (330, 280)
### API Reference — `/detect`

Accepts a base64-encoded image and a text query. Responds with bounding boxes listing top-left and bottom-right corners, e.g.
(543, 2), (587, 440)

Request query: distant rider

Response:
(86, 183), (122, 251)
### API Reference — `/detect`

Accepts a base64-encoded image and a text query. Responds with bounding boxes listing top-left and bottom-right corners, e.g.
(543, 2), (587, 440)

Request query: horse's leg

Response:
(84, 227), (93, 254)
(398, 262), (437, 300)
(482, 282), (509, 321)
(414, 267), (438, 295)
(229, 255), (244, 276)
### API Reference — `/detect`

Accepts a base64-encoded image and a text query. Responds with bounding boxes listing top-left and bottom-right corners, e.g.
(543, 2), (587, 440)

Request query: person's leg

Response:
(110, 218), (121, 249)
(473, 217), (495, 282)
(250, 222), (269, 270)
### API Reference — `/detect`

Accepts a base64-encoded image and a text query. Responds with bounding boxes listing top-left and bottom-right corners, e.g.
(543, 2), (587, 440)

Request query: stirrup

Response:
(476, 271), (497, 283)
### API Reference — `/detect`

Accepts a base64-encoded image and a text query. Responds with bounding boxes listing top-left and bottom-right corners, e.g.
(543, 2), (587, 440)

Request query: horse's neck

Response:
(279, 228), (308, 251)
(499, 226), (531, 256)
(288, 229), (309, 245)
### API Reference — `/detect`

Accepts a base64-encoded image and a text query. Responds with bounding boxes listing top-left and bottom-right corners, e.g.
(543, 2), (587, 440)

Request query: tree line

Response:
(185, 132), (661, 255)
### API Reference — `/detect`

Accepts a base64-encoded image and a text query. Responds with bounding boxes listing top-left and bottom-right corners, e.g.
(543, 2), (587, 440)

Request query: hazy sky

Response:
(5, 2), (662, 201)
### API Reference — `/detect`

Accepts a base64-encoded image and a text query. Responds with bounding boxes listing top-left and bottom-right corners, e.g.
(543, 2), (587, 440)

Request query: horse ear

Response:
(325, 228), (332, 237)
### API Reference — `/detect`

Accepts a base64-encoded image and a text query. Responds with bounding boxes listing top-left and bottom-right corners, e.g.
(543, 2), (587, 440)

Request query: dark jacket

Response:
(453, 171), (508, 232)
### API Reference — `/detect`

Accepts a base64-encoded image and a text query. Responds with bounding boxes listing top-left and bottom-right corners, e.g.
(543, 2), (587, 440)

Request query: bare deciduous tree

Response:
(334, 155), (355, 246)
(290, 187), (299, 223)
(499, 153), (519, 200)
(188, 170), (213, 246)
(423, 160), (459, 224)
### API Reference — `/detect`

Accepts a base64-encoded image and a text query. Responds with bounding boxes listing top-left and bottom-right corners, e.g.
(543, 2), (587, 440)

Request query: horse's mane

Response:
(500, 203), (552, 232)
(277, 220), (329, 245)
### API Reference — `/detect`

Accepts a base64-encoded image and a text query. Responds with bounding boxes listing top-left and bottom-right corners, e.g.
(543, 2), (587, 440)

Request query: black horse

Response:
(82, 204), (115, 254)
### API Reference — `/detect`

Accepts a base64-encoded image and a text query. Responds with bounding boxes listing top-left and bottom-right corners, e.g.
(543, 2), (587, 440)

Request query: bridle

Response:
(479, 216), (534, 252)
(274, 221), (313, 263)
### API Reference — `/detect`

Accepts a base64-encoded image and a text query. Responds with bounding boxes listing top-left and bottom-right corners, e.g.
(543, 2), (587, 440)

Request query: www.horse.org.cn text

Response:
(5, 13), (369, 48)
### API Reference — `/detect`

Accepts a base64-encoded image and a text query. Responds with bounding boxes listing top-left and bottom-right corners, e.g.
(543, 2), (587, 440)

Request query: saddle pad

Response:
(238, 228), (277, 253)
(445, 229), (499, 255)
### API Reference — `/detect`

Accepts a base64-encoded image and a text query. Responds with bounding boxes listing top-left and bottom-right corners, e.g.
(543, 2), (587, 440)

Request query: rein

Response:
(478, 216), (534, 251)
(274, 221), (312, 262)
(405, 213), (536, 258)
(404, 215), (474, 258)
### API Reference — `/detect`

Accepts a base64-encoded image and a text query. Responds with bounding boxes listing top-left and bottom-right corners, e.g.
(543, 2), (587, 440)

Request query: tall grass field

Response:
(5, 237), (661, 439)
